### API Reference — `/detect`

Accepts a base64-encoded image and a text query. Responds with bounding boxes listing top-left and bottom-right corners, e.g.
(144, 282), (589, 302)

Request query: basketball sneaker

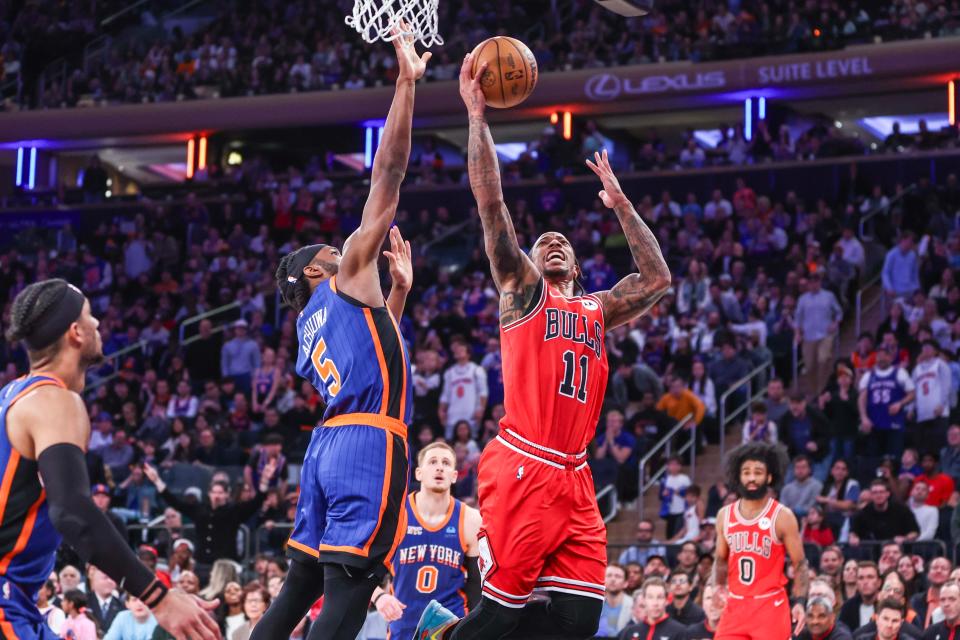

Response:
(414, 600), (458, 640)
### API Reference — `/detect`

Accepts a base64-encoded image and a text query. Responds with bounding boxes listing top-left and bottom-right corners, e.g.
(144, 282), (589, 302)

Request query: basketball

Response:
(470, 36), (538, 109)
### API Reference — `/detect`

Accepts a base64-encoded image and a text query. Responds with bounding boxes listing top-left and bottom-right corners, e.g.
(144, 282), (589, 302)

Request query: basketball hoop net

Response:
(346, 0), (443, 48)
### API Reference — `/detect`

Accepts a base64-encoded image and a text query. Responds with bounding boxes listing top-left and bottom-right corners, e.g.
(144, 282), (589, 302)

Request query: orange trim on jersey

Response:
(318, 542), (367, 555)
(0, 608), (20, 639)
(386, 310), (408, 420)
(383, 498), (407, 576)
(287, 538), (319, 558)
(323, 413), (407, 439)
(329, 276), (338, 294)
(6, 378), (65, 414)
(363, 308), (390, 415)
(457, 503), (468, 553)
(365, 432), (393, 555)
(0, 450), (21, 526)
(0, 490), (45, 573)
(409, 492), (454, 532)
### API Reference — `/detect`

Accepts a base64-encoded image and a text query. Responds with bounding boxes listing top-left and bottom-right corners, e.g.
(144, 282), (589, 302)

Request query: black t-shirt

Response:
(619, 616), (688, 640)
(668, 599), (706, 626)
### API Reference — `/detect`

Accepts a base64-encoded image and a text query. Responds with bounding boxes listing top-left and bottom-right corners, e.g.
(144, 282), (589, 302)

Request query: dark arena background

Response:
(0, 0), (959, 639)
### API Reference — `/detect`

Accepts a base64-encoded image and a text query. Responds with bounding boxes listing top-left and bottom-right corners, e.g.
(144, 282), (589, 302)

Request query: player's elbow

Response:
(649, 272), (672, 297)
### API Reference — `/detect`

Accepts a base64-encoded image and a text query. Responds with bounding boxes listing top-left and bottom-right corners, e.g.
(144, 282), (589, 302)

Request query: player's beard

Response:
(738, 481), (768, 500)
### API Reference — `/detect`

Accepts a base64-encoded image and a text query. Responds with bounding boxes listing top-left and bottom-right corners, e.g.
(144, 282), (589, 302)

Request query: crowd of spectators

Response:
(0, 138), (959, 637)
(596, 536), (960, 639)
(9, 0), (960, 109)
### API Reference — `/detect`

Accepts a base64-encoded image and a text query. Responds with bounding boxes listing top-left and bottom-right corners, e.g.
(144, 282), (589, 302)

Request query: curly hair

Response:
(724, 441), (788, 492)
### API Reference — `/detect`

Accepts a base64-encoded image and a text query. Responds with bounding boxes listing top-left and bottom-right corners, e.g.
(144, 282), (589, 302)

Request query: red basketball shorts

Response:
(474, 429), (606, 608)
(715, 590), (792, 640)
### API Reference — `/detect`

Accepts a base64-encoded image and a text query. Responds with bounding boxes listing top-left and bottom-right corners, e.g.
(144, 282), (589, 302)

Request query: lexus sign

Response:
(585, 71), (727, 101)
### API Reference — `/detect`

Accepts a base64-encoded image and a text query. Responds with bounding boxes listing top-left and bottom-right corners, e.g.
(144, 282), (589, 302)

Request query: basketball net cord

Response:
(346, 0), (443, 48)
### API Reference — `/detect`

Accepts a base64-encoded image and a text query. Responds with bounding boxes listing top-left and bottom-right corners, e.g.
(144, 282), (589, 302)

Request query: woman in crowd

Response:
(251, 347), (281, 415)
(816, 458), (860, 542)
(230, 585), (271, 640)
(60, 589), (99, 640)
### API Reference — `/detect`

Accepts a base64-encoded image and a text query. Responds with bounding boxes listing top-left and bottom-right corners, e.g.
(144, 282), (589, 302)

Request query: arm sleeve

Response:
(38, 444), (161, 602)
(464, 556), (481, 610)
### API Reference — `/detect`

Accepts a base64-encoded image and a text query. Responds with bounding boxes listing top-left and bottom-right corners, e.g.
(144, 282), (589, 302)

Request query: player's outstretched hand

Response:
(791, 602), (805, 636)
(375, 593), (407, 622)
(383, 226), (413, 292)
(459, 53), (488, 117)
(153, 590), (222, 640)
(585, 149), (628, 210)
(392, 21), (431, 82)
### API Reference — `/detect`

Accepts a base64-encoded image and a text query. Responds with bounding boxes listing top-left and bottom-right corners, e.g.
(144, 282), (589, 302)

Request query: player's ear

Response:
(450, 468), (458, 484)
(414, 466), (423, 483)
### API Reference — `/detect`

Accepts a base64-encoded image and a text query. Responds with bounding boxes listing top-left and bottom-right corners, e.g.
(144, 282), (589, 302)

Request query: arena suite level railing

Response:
(718, 359), (774, 461)
(85, 299), (245, 393)
(637, 413), (696, 522)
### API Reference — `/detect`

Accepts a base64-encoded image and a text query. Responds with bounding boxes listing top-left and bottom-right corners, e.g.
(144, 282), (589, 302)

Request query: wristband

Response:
(373, 592), (387, 607)
(139, 578), (169, 608)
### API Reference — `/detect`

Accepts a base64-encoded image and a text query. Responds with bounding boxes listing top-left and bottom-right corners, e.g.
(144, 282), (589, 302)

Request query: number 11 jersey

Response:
(499, 280), (608, 454)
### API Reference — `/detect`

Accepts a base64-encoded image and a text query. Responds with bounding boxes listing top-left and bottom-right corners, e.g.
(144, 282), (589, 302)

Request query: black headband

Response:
(286, 244), (328, 284)
(25, 284), (85, 351)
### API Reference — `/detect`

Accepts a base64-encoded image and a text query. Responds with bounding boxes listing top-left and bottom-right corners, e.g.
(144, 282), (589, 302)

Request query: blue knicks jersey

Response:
(390, 494), (468, 640)
(866, 368), (907, 430)
(0, 375), (65, 601)
(295, 277), (413, 425)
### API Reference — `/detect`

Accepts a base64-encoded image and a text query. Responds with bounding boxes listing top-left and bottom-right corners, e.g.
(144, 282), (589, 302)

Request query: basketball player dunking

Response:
(415, 53), (672, 640)
(2, 280), (220, 640)
(252, 31), (429, 640)
(372, 442), (482, 640)
(714, 442), (809, 640)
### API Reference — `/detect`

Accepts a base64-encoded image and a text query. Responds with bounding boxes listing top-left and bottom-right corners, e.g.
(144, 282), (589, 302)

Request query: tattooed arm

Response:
(778, 506), (809, 635)
(586, 150), (671, 329)
(338, 33), (430, 307)
(459, 53), (540, 326)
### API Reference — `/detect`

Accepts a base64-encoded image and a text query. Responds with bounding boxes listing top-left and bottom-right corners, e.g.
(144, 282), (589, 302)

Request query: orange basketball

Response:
(470, 36), (538, 109)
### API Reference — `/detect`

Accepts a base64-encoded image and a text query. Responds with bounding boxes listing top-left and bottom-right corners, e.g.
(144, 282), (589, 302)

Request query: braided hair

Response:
(275, 252), (313, 313)
(6, 279), (72, 361)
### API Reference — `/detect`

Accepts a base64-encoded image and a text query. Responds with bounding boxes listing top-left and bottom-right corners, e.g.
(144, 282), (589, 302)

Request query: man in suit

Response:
(840, 562), (882, 632)
(85, 566), (125, 631)
(922, 581), (960, 640)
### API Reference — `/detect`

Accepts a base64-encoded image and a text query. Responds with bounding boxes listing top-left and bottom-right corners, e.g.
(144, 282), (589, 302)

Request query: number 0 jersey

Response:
(389, 494), (469, 640)
(294, 276), (413, 425)
(499, 280), (608, 454)
(722, 498), (787, 598)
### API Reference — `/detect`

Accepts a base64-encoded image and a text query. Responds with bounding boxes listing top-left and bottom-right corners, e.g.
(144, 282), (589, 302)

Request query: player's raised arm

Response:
(586, 150), (671, 329)
(338, 30), (431, 306)
(776, 506), (809, 635)
(459, 53), (540, 326)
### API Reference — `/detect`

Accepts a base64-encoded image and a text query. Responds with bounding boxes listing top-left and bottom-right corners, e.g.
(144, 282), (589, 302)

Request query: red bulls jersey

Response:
(723, 498), (787, 597)
(499, 280), (608, 453)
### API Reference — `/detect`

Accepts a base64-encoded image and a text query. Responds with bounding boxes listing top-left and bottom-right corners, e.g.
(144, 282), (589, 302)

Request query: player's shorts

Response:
(287, 413), (409, 577)
(714, 589), (792, 640)
(0, 577), (58, 640)
(475, 429), (606, 608)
